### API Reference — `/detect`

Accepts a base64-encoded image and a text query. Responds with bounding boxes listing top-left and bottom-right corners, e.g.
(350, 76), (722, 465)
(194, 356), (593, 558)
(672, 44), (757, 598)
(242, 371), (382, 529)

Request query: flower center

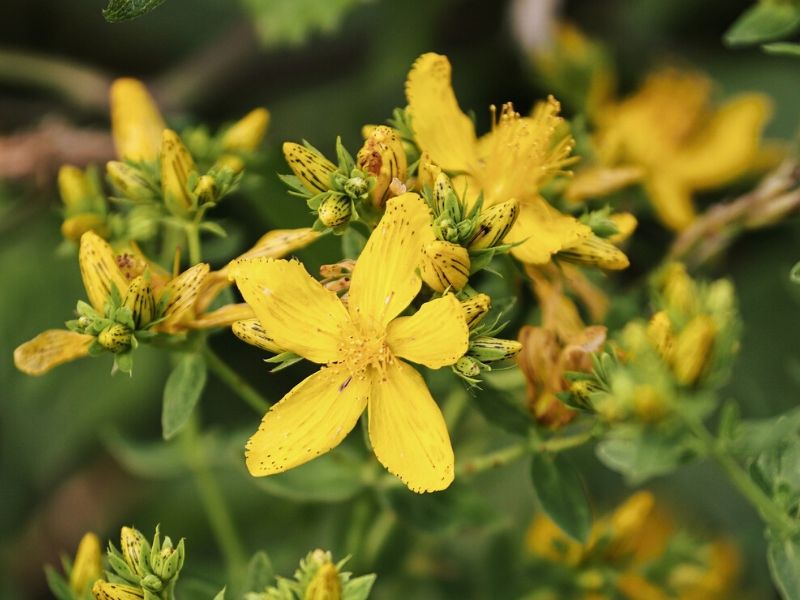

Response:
(337, 323), (394, 379)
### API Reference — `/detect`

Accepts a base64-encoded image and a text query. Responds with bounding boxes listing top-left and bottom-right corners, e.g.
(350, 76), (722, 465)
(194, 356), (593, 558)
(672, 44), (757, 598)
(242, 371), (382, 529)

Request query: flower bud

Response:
(193, 175), (217, 205)
(343, 176), (369, 200)
(283, 142), (337, 194)
(633, 384), (668, 422)
(152, 539), (184, 581)
(98, 324), (133, 353)
(661, 263), (697, 316)
(468, 337), (522, 363)
(120, 526), (147, 576)
(92, 581), (145, 600)
(607, 212), (638, 244)
(454, 355), (482, 378)
(139, 575), (162, 593)
(106, 161), (156, 203)
(110, 78), (165, 162)
(61, 214), (109, 242)
(215, 154), (245, 175)
(558, 235), (630, 270)
(160, 129), (197, 217)
(432, 172), (461, 222)
(647, 310), (673, 360)
(232, 319), (283, 354)
(69, 533), (103, 595)
(222, 107), (270, 152)
(672, 315), (716, 385)
(123, 276), (156, 329)
(356, 125), (407, 209)
(304, 562), (341, 600)
(460, 293), (491, 329)
(317, 195), (352, 229)
(467, 199), (519, 250)
(419, 240), (470, 292)
(417, 152), (442, 191)
(58, 165), (91, 210)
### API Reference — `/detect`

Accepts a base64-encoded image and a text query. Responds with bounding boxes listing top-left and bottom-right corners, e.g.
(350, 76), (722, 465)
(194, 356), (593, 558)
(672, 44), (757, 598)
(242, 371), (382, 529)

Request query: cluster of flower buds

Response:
(451, 294), (523, 384)
(419, 169), (519, 292)
(282, 126), (408, 232)
(91, 526), (185, 600)
(565, 263), (739, 423)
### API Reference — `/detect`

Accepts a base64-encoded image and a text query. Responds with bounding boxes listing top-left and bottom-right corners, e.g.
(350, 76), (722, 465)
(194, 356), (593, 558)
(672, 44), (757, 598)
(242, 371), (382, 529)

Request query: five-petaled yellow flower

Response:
(406, 53), (624, 267)
(231, 193), (469, 492)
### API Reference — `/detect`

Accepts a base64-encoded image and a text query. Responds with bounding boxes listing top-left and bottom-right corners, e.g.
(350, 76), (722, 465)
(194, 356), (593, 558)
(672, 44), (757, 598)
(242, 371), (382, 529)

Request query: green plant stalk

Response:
(181, 416), (248, 583)
(684, 416), (798, 535)
(203, 345), (270, 414)
(185, 222), (202, 266)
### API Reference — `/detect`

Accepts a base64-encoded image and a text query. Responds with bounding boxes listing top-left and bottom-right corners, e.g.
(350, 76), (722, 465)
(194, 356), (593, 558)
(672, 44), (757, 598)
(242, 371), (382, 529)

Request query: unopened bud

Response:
(69, 533), (103, 595)
(646, 311), (673, 360)
(607, 212), (638, 244)
(232, 319), (283, 354)
(139, 575), (162, 593)
(222, 107), (270, 152)
(356, 125), (407, 209)
(318, 195), (352, 229)
(661, 263), (697, 316)
(283, 142), (337, 194)
(92, 581), (145, 600)
(305, 562), (341, 600)
(152, 539), (184, 581)
(58, 166), (91, 210)
(215, 154), (245, 174)
(633, 385), (667, 422)
(61, 214), (109, 242)
(110, 78), (165, 162)
(120, 526), (147, 576)
(160, 129), (197, 217)
(672, 315), (716, 385)
(468, 199), (519, 249)
(454, 355), (482, 378)
(123, 276), (156, 329)
(193, 175), (217, 205)
(417, 152), (442, 191)
(106, 161), (156, 203)
(558, 235), (630, 270)
(419, 240), (470, 292)
(468, 337), (522, 363)
(432, 172), (461, 222)
(460, 293), (491, 329)
(98, 324), (133, 353)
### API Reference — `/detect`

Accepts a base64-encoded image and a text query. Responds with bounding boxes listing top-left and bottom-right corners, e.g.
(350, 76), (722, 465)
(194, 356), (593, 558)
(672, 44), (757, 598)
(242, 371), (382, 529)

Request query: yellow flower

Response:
(14, 232), (209, 375)
(405, 52), (596, 265)
(109, 78), (166, 162)
(232, 193), (469, 492)
(594, 67), (771, 230)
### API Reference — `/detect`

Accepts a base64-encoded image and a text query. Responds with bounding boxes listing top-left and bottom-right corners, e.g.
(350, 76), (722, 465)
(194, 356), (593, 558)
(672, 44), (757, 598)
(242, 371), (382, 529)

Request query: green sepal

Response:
(265, 352), (304, 372)
(113, 351), (135, 376)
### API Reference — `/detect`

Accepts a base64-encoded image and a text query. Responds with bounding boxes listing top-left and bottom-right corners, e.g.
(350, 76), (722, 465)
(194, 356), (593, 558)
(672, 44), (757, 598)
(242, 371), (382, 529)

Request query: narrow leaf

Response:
(768, 534), (800, 600)
(530, 452), (592, 543)
(725, 2), (800, 46)
(103, 0), (167, 22)
(162, 353), (207, 440)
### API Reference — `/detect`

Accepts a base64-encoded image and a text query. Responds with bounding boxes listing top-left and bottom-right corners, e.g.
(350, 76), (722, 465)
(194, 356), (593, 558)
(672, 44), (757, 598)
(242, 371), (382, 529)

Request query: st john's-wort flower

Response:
(231, 193), (469, 493)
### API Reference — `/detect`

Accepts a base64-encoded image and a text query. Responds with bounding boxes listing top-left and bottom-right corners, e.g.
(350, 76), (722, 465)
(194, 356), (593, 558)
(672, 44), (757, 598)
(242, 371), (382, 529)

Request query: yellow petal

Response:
(159, 263), (210, 325)
(245, 364), (368, 476)
(347, 193), (434, 329)
(110, 78), (165, 162)
(222, 107), (270, 152)
(670, 94), (771, 189)
(14, 330), (94, 376)
(507, 197), (591, 264)
(233, 228), (321, 264)
(645, 175), (695, 231)
(386, 295), (468, 369)
(405, 53), (478, 173)
(79, 231), (129, 312)
(231, 317), (281, 353)
(231, 258), (350, 363)
(564, 165), (644, 204)
(368, 359), (454, 492)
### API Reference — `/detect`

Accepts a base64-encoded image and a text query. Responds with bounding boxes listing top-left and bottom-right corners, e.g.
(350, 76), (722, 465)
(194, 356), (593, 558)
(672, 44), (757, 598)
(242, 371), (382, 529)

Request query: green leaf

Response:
(212, 589), (226, 600)
(227, 551), (275, 597)
(343, 574), (376, 600)
(386, 482), (490, 534)
(792, 260), (800, 282)
(725, 2), (800, 46)
(341, 226), (367, 259)
(102, 0), (167, 22)
(728, 408), (800, 459)
(44, 566), (73, 600)
(161, 353), (207, 440)
(249, 450), (365, 502)
(763, 41), (800, 56)
(241, 0), (365, 47)
(530, 453), (592, 543)
(470, 383), (532, 437)
(768, 534), (800, 600)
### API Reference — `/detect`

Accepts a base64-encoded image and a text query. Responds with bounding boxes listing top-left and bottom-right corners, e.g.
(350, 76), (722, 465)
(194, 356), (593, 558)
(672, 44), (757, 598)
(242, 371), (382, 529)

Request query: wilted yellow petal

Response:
(406, 53), (478, 173)
(231, 318), (281, 353)
(245, 364), (368, 476)
(357, 125), (408, 208)
(386, 295), (468, 369)
(158, 263), (210, 325)
(232, 258), (350, 363)
(348, 193), (434, 329)
(368, 359), (454, 493)
(670, 94), (771, 189)
(79, 231), (129, 312)
(110, 78), (165, 162)
(14, 329), (94, 376)
(507, 197), (591, 264)
(222, 107), (270, 152)
(645, 175), (695, 231)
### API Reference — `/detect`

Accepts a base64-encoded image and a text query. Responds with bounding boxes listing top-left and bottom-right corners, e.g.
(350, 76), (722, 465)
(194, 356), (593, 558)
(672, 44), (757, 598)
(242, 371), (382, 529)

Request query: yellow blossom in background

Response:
(109, 78), (166, 162)
(592, 68), (771, 230)
(232, 193), (468, 492)
(69, 532), (103, 595)
(405, 52), (627, 268)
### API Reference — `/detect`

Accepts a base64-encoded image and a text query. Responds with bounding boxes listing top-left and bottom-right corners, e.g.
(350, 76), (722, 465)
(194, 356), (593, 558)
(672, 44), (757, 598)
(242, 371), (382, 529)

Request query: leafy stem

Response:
(203, 344), (271, 414)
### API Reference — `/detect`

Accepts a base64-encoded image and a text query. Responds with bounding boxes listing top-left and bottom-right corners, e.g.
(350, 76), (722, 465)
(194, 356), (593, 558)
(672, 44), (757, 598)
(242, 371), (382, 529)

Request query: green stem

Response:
(684, 416), (798, 535)
(203, 345), (270, 414)
(181, 417), (247, 582)
(185, 222), (202, 266)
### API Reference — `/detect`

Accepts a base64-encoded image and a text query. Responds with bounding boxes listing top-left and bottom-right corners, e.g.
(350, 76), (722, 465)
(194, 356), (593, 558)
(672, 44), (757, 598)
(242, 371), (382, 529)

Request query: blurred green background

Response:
(1, 0), (799, 598)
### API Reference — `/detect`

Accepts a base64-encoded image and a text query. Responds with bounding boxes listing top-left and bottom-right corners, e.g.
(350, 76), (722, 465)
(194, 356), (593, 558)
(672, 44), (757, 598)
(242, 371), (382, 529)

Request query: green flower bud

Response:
(343, 175), (369, 200)
(433, 172), (461, 222)
(304, 562), (341, 600)
(98, 324), (133, 353)
(193, 175), (217, 205)
(318, 195), (352, 229)
(468, 337), (522, 363)
(139, 574), (162, 593)
(454, 355), (481, 378)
